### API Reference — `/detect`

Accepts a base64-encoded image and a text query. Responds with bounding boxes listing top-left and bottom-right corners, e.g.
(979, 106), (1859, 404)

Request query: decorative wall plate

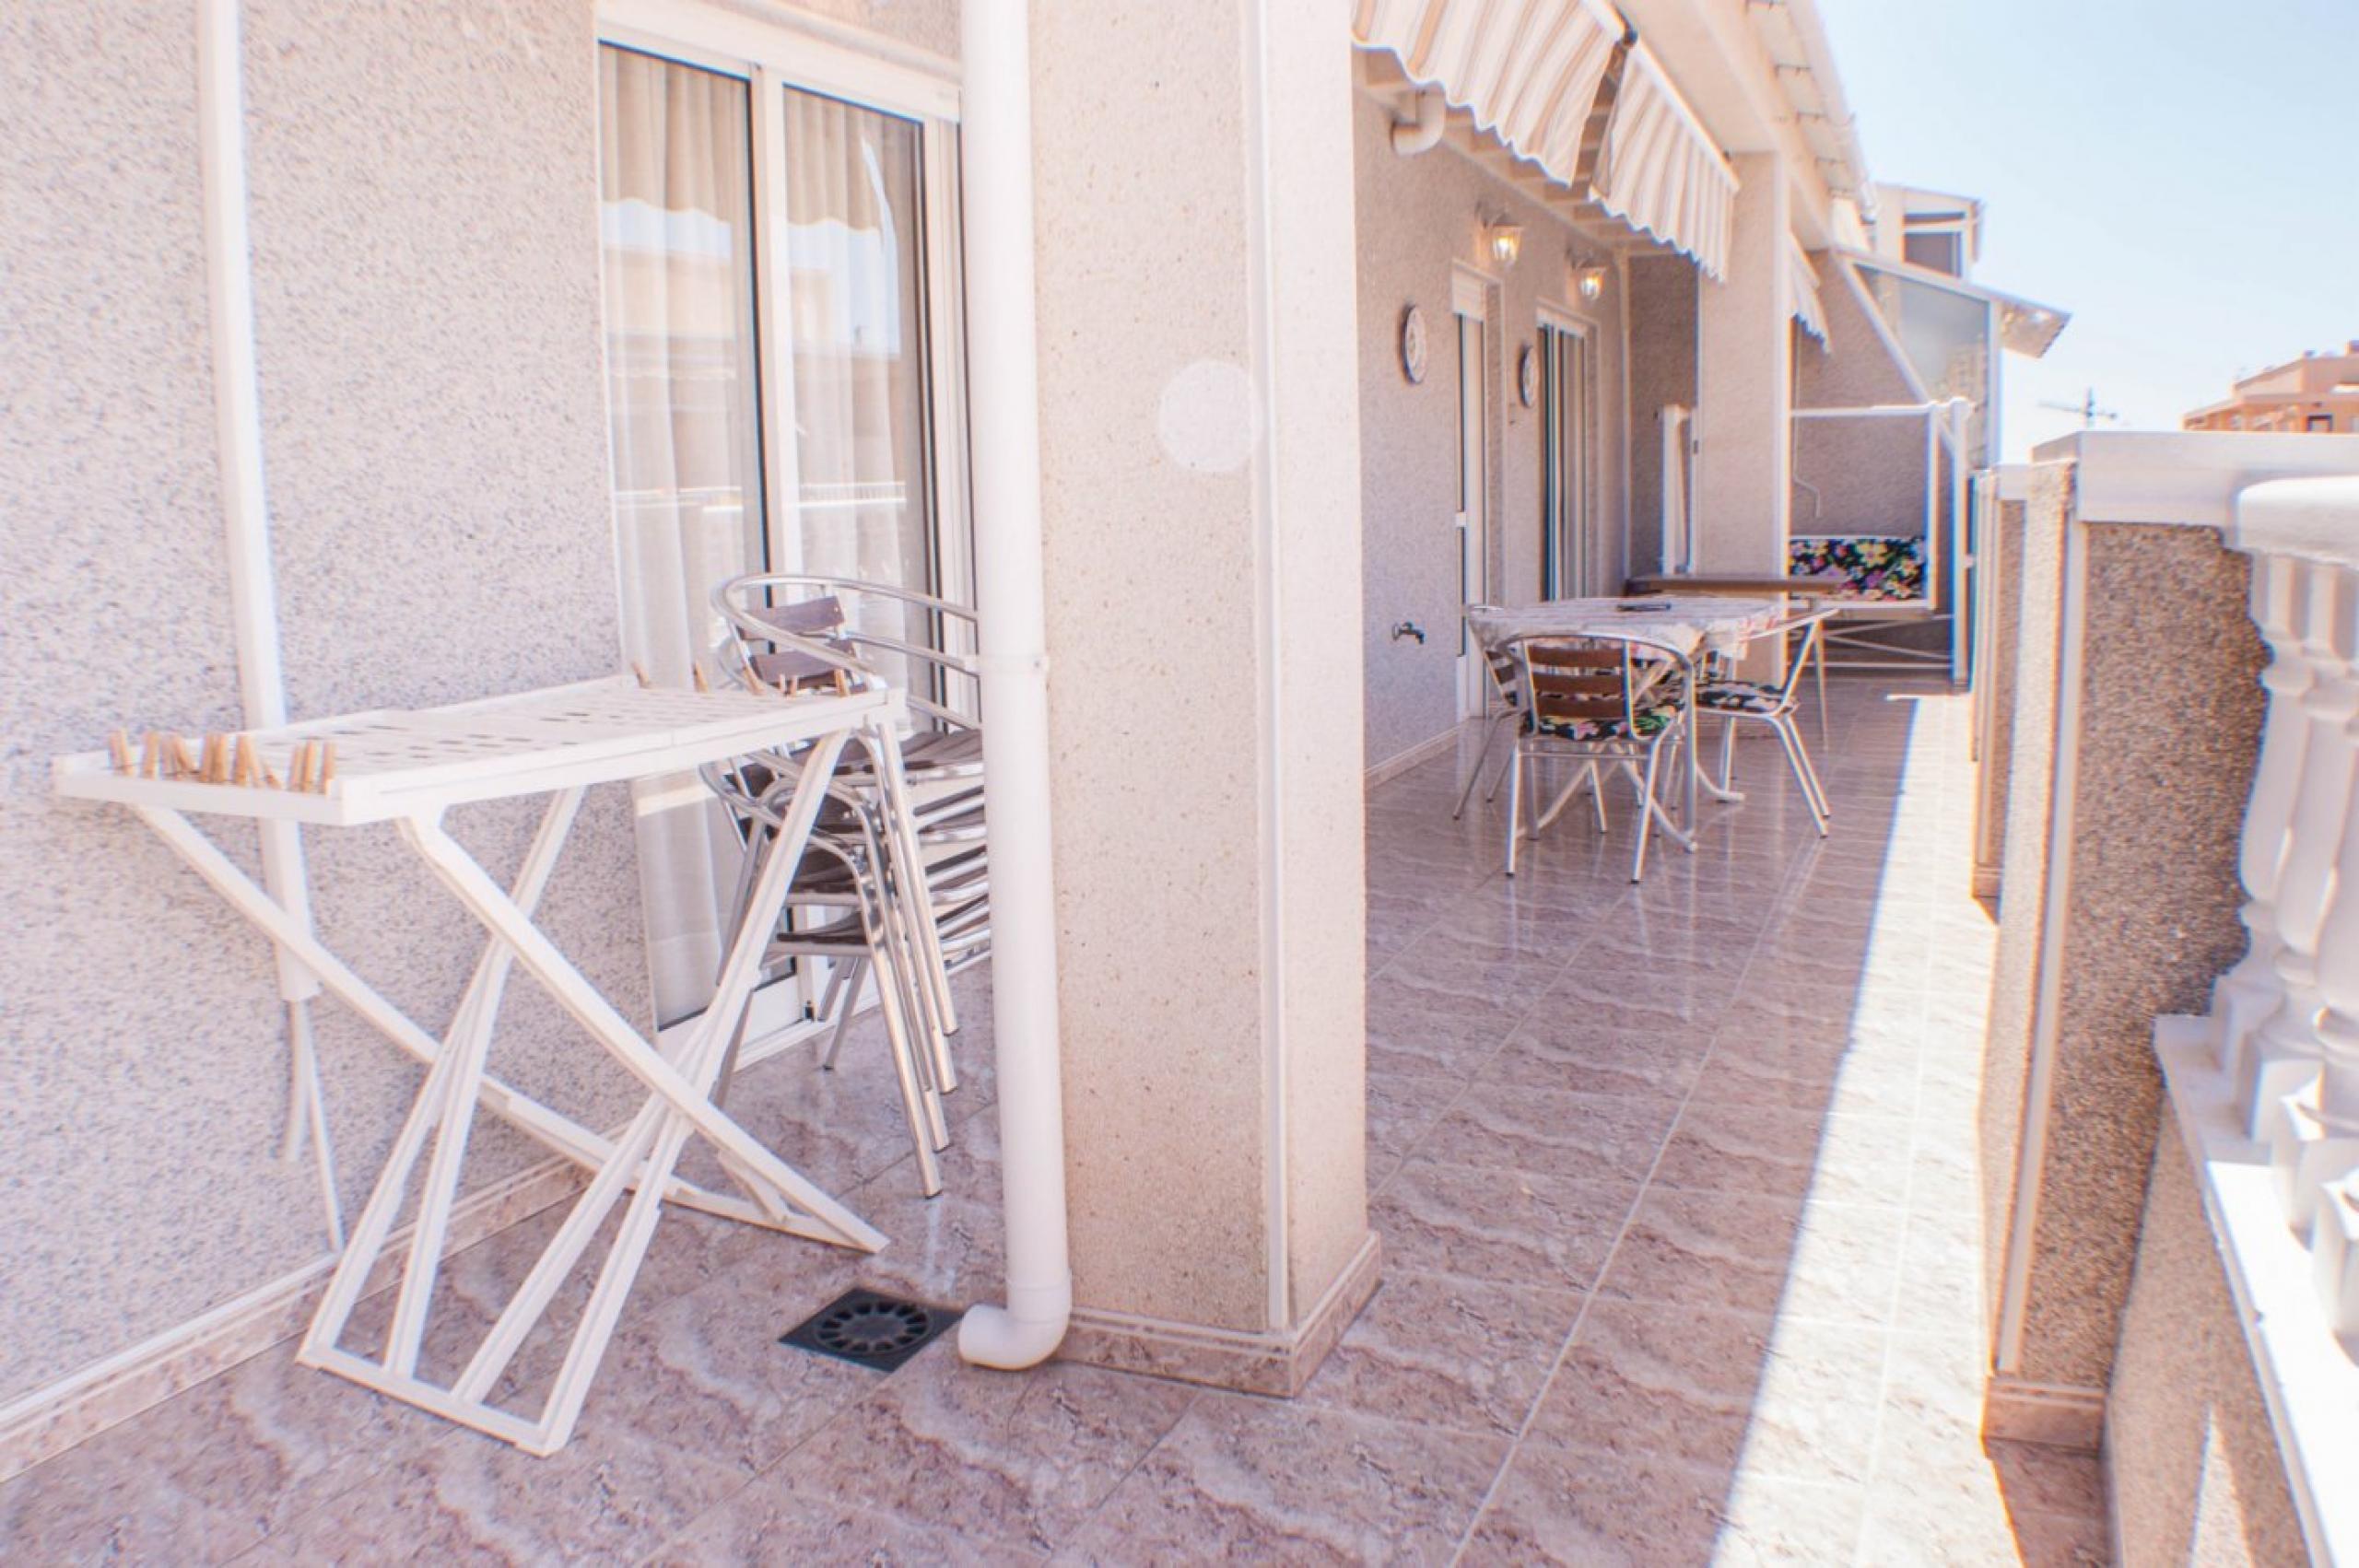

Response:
(1518, 343), (1538, 407)
(1400, 304), (1428, 384)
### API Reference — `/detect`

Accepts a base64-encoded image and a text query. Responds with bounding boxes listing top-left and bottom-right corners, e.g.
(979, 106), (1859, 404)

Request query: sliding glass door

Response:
(1539, 316), (1595, 600)
(594, 29), (963, 1024)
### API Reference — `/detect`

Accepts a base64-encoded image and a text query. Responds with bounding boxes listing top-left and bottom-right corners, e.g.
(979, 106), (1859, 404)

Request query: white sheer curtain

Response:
(774, 92), (933, 682)
(595, 54), (939, 1024)
(598, 47), (762, 1024)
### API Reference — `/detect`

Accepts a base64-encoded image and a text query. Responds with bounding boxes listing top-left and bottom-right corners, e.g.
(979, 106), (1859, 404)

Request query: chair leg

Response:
(1504, 746), (1523, 877)
(1813, 635), (1830, 749)
(1631, 740), (1665, 883)
(1588, 761), (1609, 834)
(1774, 711), (1830, 825)
(1719, 714), (1737, 794)
(1452, 714), (1508, 820)
(819, 958), (865, 1070)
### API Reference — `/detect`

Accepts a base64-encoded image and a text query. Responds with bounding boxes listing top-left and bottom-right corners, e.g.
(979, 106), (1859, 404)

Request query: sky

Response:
(1812, 0), (2359, 461)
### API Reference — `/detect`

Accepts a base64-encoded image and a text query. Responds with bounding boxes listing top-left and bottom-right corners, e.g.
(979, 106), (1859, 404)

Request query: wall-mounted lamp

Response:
(1485, 219), (1525, 268)
(1572, 255), (1609, 301)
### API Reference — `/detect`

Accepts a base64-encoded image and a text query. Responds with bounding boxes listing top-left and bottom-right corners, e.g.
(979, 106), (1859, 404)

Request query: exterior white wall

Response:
(0, 0), (954, 1418)
(1352, 90), (1629, 773)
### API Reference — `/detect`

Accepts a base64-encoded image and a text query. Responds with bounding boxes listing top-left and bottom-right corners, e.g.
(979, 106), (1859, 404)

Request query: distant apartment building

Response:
(2184, 341), (2359, 432)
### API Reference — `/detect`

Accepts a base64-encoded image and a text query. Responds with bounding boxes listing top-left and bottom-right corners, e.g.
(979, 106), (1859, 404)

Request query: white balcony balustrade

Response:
(2157, 472), (2359, 1562)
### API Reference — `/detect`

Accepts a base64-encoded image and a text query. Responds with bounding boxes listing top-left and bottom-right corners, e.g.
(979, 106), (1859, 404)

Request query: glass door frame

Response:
(599, 0), (972, 614)
(596, 0), (969, 1045)
(1537, 306), (1598, 601)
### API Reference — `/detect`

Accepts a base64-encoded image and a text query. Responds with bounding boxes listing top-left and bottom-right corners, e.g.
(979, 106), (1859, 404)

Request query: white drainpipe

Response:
(956, 0), (1074, 1370)
(197, 0), (342, 1246)
(1391, 89), (1446, 155)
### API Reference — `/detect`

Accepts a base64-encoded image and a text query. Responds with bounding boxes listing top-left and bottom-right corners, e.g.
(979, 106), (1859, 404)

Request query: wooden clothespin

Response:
(107, 731), (133, 776)
(315, 742), (336, 794)
(738, 666), (766, 696)
(289, 741), (315, 793)
(631, 661), (652, 689)
(232, 735), (260, 788)
(831, 668), (851, 697)
(140, 731), (164, 778)
(692, 664), (710, 694)
(167, 734), (199, 779)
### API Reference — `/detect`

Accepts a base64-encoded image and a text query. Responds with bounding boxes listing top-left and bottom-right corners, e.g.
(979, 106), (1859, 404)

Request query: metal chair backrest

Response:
(1509, 634), (1667, 739)
(714, 574), (981, 731)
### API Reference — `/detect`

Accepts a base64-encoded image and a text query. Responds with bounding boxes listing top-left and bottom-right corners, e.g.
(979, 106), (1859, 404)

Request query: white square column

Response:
(1693, 152), (1793, 579)
(1027, 1), (1377, 1389)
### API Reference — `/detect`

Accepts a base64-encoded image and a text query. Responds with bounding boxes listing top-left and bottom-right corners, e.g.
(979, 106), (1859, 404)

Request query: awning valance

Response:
(1590, 44), (1738, 280)
(1351, 0), (1625, 183)
(1353, 2), (1740, 279)
(1790, 238), (1826, 342)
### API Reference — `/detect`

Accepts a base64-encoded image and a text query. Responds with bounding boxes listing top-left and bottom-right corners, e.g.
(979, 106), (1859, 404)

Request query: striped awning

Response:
(1352, 0), (1625, 183)
(1589, 44), (1738, 280)
(1353, 1), (1741, 282)
(1790, 238), (1826, 342)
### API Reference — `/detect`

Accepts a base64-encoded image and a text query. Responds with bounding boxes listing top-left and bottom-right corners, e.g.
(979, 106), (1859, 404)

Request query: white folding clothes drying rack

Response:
(53, 674), (908, 1455)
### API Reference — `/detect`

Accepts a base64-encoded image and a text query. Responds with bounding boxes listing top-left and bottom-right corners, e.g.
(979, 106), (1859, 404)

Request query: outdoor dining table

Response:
(51, 674), (905, 1455)
(1467, 594), (1786, 835)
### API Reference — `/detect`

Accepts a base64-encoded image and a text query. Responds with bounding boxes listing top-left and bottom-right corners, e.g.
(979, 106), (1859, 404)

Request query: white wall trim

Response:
(2031, 431), (2359, 531)
(1994, 494), (2089, 1375)
(1242, 0), (1293, 1334)
(599, 0), (957, 116)
(1365, 723), (1463, 789)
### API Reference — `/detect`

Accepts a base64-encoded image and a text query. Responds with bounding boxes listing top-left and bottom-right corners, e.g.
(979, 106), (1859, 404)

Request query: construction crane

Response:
(2040, 388), (2121, 428)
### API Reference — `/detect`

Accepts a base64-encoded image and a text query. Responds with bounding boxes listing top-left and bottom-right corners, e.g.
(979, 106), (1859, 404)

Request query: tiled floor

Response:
(0, 678), (2111, 1564)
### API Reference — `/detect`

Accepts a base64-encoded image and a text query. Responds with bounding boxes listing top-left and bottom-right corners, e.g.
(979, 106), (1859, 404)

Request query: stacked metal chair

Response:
(701, 575), (988, 1197)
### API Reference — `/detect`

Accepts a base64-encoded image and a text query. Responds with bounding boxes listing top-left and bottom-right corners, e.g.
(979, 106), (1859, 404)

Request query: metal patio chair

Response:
(1502, 631), (1692, 883)
(1698, 606), (1835, 837)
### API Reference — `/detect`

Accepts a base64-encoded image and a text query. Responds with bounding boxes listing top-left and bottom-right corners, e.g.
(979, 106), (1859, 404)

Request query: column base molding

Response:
(1983, 1375), (2107, 1451)
(1059, 1233), (1382, 1396)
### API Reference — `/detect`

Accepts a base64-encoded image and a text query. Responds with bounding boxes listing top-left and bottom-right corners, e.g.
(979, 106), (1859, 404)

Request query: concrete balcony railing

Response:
(1978, 433), (2359, 1565)
(2157, 474), (2359, 1565)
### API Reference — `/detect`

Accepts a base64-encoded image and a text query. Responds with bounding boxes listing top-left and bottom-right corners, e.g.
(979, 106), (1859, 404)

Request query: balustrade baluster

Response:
(2215, 556), (2317, 1082)
(2241, 565), (2359, 1151)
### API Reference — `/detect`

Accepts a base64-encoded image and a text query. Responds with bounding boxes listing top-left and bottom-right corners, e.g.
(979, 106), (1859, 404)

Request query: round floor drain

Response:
(780, 1288), (963, 1372)
(816, 1298), (930, 1357)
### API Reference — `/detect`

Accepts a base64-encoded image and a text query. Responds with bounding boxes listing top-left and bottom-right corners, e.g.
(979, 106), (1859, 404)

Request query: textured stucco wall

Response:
(1625, 253), (1696, 577)
(0, 0), (663, 1408)
(2107, 1109), (2306, 1568)
(1353, 90), (1630, 772)
(1984, 505), (2264, 1408)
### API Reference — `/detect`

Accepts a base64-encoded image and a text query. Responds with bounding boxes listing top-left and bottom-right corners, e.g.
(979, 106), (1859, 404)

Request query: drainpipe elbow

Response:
(1391, 89), (1446, 156)
(957, 1277), (1073, 1370)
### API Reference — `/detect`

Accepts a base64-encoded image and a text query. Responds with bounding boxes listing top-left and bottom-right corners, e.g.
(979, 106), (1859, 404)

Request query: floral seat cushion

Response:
(1789, 535), (1926, 602)
(1697, 680), (1782, 715)
(1527, 705), (1679, 743)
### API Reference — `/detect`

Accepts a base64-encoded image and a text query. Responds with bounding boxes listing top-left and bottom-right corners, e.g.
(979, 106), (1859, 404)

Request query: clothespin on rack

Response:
(232, 735), (260, 788)
(167, 734), (200, 780)
(140, 732), (164, 779)
(738, 666), (766, 696)
(289, 741), (315, 792)
(630, 661), (652, 689)
(316, 743), (335, 794)
(691, 664), (710, 694)
(107, 731), (133, 776)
